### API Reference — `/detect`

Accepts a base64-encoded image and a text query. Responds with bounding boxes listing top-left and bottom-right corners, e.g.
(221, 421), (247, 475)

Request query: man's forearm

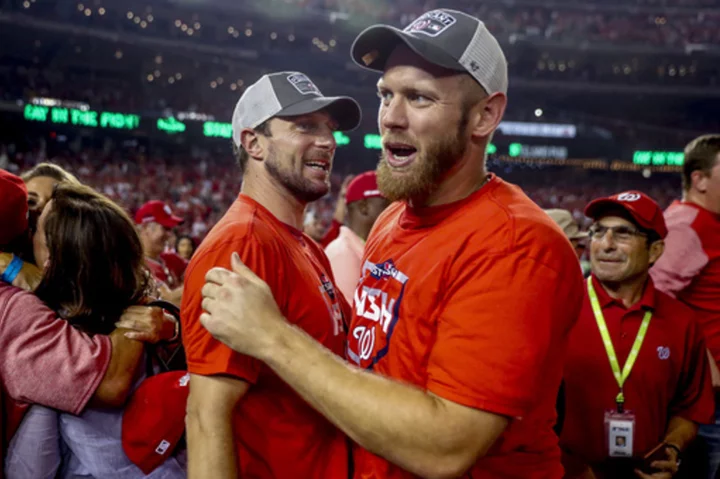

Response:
(186, 412), (238, 479)
(263, 322), (506, 478)
(664, 416), (698, 452)
(186, 375), (246, 479)
(89, 329), (143, 408)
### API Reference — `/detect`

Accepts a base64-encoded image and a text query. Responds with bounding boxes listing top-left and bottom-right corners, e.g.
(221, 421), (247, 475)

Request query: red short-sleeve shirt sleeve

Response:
(427, 250), (580, 418)
(181, 231), (285, 383)
(669, 309), (715, 424)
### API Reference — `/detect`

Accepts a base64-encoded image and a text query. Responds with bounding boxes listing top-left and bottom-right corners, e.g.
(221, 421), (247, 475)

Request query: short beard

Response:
(264, 143), (329, 203)
(376, 107), (470, 204)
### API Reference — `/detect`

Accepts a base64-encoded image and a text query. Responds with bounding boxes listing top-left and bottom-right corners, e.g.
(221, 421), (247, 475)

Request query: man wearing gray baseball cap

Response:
(197, 11), (583, 479)
(181, 72), (361, 478)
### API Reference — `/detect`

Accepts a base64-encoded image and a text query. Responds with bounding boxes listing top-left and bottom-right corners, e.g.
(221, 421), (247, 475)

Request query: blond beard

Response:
(376, 129), (467, 203)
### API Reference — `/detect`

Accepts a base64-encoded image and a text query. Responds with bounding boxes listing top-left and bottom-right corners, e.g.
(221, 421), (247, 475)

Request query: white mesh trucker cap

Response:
(231, 71), (362, 147)
(351, 9), (508, 96)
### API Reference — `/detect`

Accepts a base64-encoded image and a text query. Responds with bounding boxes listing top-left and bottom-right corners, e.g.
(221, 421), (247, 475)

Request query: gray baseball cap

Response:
(231, 71), (362, 147)
(351, 9), (508, 95)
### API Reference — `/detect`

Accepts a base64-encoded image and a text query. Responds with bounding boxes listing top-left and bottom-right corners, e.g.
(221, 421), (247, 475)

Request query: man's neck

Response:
(684, 190), (720, 215)
(347, 217), (371, 242)
(241, 169), (306, 230)
(411, 150), (488, 208)
(598, 273), (648, 308)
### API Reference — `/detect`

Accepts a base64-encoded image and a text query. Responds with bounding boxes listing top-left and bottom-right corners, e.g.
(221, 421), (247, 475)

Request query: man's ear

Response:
(240, 129), (265, 161)
(469, 92), (507, 140)
(691, 169), (709, 193)
(648, 239), (665, 265)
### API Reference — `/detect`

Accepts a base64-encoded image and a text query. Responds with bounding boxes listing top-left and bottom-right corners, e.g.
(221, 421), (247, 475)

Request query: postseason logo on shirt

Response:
(348, 259), (409, 368)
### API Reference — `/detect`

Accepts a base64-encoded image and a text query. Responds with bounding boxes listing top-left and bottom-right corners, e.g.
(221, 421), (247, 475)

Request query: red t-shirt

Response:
(145, 257), (177, 289)
(650, 200), (720, 363)
(348, 175), (584, 479)
(160, 251), (188, 282)
(181, 194), (349, 479)
(561, 276), (714, 474)
(320, 219), (342, 248)
(0, 283), (111, 478)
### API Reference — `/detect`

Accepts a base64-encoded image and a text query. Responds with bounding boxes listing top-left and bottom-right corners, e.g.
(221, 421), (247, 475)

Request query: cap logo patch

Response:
(287, 73), (321, 95)
(616, 193), (641, 202)
(404, 10), (456, 37)
(163, 205), (172, 215)
(155, 440), (171, 455)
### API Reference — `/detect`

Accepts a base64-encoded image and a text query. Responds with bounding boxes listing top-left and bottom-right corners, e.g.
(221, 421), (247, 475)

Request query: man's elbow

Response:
(92, 376), (133, 408)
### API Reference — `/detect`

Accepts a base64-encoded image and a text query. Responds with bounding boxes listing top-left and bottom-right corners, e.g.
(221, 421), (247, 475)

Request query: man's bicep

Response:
(0, 292), (111, 413)
(432, 393), (509, 459)
(651, 225), (707, 295)
(187, 373), (249, 414)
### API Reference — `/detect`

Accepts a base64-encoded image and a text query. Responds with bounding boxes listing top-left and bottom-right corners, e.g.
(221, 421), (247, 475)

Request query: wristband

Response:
(1, 255), (24, 284)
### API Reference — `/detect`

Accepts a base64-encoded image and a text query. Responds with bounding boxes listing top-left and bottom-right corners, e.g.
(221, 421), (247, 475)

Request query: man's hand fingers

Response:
(124, 331), (158, 342)
(650, 459), (678, 473)
(230, 252), (255, 278)
(115, 319), (149, 332)
(634, 469), (652, 479)
(205, 266), (235, 286)
(201, 296), (216, 315)
(201, 282), (221, 301)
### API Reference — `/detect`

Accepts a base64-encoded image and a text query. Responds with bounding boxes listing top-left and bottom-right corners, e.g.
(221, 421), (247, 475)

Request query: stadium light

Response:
(632, 150), (684, 166)
(333, 132), (350, 146)
(157, 117), (186, 134)
(203, 122), (232, 139)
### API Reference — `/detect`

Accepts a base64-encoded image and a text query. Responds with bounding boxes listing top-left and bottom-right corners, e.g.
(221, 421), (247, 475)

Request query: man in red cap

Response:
(135, 200), (186, 305)
(0, 170), (176, 477)
(325, 171), (389, 303)
(560, 191), (714, 479)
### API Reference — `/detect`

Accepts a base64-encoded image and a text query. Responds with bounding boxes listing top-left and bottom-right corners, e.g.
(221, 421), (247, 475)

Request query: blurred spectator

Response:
(650, 134), (720, 479)
(176, 235), (197, 261)
(325, 171), (388, 303)
(135, 200), (186, 306)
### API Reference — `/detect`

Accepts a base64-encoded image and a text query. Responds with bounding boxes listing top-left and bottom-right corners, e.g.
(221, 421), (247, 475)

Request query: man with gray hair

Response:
(180, 72), (361, 478)
(198, 10), (583, 479)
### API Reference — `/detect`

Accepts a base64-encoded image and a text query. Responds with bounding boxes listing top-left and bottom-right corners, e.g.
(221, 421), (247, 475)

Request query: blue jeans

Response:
(698, 405), (720, 479)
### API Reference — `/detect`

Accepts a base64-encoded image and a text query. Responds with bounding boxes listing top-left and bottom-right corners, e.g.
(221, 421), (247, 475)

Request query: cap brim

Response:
(278, 96), (362, 132)
(585, 199), (652, 230)
(569, 231), (589, 240)
(351, 25), (465, 74)
(157, 215), (184, 228)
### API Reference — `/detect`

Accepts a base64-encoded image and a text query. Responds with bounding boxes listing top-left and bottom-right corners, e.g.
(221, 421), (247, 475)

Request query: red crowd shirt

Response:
(561, 275), (714, 473)
(651, 200), (720, 363)
(348, 175), (585, 479)
(319, 219), (342, 248)
(160, 251), (188, 282)
(181, 194), (350, 479)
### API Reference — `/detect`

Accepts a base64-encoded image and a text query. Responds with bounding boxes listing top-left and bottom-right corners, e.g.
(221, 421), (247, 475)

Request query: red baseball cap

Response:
(135, 201), (183, 228)
(345, 171), (384, 204)
(584, 190), (668, 239)
(0, 169), (29, 246)
(122, 371), (189, 474)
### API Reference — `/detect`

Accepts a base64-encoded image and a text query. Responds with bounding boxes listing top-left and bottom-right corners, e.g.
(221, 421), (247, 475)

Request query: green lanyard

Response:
(587, 277), (652, 413)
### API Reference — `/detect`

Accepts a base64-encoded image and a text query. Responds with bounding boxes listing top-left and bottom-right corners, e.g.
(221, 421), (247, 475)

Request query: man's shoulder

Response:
(0, 282), (47, 316)
(654, 286), (697, 328)
(467, 178), (573, 257)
